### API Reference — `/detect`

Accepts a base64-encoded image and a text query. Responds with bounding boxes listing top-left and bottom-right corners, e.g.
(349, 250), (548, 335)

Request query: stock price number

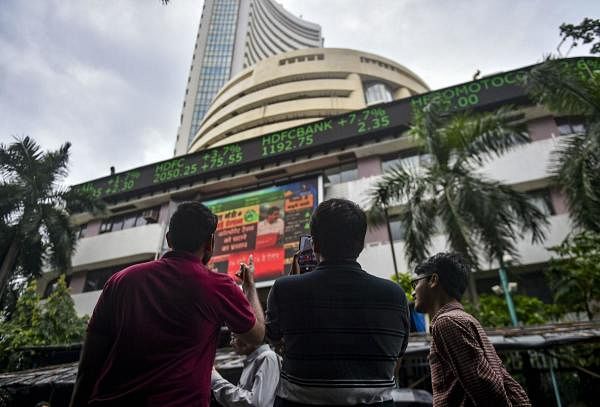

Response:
(200, 144), (243, 171)
(104, 171), (141, 196)
(78, 182), (104, 199)
(260, 121), (334, 157)
(337, 107), (391, 134)
(153, 159), (198, 184)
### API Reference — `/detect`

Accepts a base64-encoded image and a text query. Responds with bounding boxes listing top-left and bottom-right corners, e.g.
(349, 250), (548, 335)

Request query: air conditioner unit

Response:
(142, 208), (160, 223)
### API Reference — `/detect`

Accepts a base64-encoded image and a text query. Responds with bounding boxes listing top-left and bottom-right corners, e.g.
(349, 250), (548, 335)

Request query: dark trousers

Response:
(274, 396), (395, 407)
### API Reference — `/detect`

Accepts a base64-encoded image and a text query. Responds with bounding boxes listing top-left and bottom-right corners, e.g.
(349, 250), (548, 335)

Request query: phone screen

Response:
(297, 235), (317, 273)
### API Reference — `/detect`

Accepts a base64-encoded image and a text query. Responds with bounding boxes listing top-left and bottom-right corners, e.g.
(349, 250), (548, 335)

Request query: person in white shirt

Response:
(256, 207), (284, 238)
(212, 334), (281, 407)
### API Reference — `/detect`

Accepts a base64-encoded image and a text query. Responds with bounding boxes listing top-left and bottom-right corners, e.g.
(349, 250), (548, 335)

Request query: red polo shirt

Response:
(87, 250), (256, 407)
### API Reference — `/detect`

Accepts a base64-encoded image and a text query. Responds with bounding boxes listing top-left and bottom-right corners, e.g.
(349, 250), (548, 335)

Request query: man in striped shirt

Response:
(411, 252), (531, 406)
(266, 199), (410, 406)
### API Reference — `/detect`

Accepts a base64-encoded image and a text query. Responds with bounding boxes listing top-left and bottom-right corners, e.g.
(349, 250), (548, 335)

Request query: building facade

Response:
(174, 0), (323, 156)
(52, 54), (598, 318)
(188, 48), (429, 151)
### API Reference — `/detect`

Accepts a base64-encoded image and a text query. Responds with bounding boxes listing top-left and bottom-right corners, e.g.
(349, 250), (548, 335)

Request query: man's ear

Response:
(429, 273), (440, 288)
(166, 231), (172, 249)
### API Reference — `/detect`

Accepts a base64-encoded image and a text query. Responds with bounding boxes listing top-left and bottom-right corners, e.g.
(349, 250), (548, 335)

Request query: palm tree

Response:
(368, 103), (548, 271)
(526, 57), (600, 232)
(0, 137), (104, 302)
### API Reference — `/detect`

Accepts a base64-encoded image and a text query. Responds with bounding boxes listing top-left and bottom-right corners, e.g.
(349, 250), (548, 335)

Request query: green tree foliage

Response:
(0, 136), (104, 311)
(368, 103), (548, 268)
(0, 276), (87, 371)
(559, 18), (600, 55)
(390, 272), (414, 302)
(547, 231), (600, 320)
(464, 294), (552, 328)
(41, 276), (89, 343)
(526, 55), (600, 232)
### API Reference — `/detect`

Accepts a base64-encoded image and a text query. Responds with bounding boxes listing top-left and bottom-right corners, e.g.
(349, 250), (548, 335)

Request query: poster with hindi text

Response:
(204, 178), (319, 283)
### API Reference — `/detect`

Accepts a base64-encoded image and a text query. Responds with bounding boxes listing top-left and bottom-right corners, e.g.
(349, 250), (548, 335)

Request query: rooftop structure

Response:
(188, 48), (429, 151)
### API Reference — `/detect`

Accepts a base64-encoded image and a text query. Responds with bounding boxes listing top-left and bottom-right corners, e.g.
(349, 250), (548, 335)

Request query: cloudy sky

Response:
(0, 0), (598, 186)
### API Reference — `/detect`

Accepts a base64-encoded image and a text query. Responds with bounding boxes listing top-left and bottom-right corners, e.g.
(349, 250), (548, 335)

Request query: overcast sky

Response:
(1, 0), (598, 186)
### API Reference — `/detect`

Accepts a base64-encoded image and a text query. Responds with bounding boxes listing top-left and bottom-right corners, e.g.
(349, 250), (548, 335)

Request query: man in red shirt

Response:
(70, 202), (264, 407)
(411, 252), (531, 407)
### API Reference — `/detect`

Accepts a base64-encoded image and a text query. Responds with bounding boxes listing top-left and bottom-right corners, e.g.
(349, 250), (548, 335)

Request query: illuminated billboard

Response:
(203, 178), (320, 283)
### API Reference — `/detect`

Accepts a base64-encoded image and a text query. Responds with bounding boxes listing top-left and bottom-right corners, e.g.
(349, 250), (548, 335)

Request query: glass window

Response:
(526, 189), (555, 216)
(381, 151), (428, 173)
(122, 213), (137, 230)
(557, 124), (572, 136)
(134, 214), (148, 227)
(340, 166), (358, 183)
(96, 206), (160, 235)
(325, 171), (340, 185)
(83, 265), (127, 292)
(364, 82), (394, 106)
(388, 218), (406, 241)
(111, 217), (125, 232)
(385, 216), (442, 240)
(99, 220), (112, 234)
(555, 117), (586, 136)
(43, 275), (72, 298)
(187, 0), (239, 146)
(77, 223), (87, 239)
(324, 163), (358, 185)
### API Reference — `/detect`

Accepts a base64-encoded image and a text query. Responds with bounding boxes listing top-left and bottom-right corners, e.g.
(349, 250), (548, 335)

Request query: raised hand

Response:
(236, 254), (255, 292)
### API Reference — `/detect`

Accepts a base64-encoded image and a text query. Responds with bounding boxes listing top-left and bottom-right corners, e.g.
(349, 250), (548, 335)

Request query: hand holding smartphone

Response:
(236, 254), (255, 291)
(296, 235), (317, 274)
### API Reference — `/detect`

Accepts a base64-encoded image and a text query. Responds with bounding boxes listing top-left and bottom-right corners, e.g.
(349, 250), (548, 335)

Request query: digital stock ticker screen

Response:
(76, 104), (403, 201)
(74, 57), (599, 201)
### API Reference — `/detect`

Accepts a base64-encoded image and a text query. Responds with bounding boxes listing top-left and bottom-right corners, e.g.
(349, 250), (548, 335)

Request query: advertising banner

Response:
(204, 178), (319, 282)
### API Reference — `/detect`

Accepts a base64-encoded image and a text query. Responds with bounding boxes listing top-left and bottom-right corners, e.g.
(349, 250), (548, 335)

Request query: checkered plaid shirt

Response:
(429, 302), (531, 406)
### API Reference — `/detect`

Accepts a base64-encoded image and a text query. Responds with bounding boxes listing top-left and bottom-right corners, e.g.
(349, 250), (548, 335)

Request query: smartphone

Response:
(297, 235), (318, 273)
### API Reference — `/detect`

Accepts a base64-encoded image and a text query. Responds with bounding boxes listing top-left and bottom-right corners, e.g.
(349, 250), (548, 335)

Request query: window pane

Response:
(99, 220), (112, 234)
(111, 217), (124, 232)
(340, 167), (358, 183)
(84, 267), (119, 292)
(364, 82), (393, 105)
(558, 124), (572, 136)
(527, 190), (554, 216)
(77, 224), (87, 239)
(556, 117), (586, 136)
(381, 153), (420, 173)
(388, 219), (406, 241)
(134, 214), (148, 227)
(324, 162), (358, 184)
(122, 214), (137, 230)
(325, 172), (340, 185)
(381, 157), (400, 173)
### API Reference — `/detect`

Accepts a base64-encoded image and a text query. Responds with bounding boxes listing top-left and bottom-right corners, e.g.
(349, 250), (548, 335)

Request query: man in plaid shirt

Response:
(411, 253), (531, 406)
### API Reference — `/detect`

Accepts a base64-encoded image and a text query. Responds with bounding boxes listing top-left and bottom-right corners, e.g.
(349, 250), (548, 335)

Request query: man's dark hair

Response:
(310, 199), (366, 260)
(168, 202), (218, 252)
(267, 206), (280, 215)
(415, 252), (470, 300)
